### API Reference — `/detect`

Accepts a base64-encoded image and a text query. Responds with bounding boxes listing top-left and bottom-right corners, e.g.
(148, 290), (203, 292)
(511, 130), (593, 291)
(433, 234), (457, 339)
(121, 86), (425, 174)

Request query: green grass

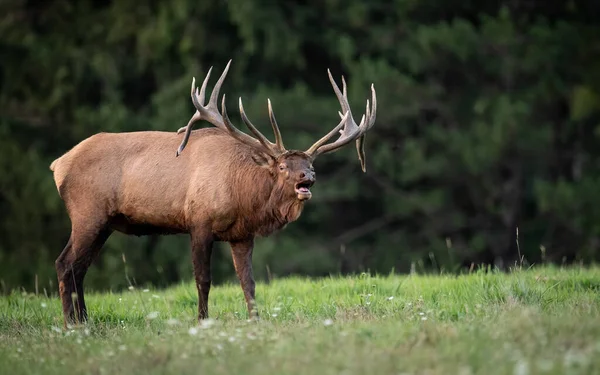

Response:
(1, 266), (600, 374)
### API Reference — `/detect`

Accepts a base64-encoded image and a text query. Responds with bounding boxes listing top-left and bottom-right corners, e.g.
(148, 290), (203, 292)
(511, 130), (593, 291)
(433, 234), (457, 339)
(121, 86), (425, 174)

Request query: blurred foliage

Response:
(1, 0), (600, 293)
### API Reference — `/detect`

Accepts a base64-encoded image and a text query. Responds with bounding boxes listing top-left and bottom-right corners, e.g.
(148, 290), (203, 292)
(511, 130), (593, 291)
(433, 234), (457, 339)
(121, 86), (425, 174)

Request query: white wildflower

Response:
(146, 311), (159, 320)
(200, 318), (215, 329)
(537, 359), (554, 372)
(41, 302), (47, 308)
(188, 327), (198, 336)
(563, 349), (589, 368)
(514, 360), (529, 375)
(387, 296), (394, 301)
(323, 319), (333, 326)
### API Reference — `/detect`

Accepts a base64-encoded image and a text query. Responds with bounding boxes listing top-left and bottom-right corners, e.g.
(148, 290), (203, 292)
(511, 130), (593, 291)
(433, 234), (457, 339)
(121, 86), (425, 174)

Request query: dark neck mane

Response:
(222, 159), (306, 240)
(253, 184), (305, 237)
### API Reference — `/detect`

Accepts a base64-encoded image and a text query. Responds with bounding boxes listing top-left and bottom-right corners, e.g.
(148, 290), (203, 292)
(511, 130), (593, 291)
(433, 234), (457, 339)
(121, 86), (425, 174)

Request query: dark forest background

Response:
(1, 0), (600, 293)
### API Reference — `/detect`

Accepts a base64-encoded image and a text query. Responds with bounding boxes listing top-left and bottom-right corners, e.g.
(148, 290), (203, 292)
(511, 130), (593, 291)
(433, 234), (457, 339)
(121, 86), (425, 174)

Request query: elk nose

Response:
(300, 171), (314, 180)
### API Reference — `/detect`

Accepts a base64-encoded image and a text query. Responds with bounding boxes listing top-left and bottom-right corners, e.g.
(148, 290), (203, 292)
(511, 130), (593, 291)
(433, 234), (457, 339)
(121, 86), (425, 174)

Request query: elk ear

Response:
(251, 151), (276, 168)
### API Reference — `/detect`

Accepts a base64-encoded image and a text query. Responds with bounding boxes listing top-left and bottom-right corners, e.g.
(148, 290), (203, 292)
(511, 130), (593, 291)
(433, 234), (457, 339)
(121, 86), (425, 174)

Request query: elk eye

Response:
(279, 164), (286, 171)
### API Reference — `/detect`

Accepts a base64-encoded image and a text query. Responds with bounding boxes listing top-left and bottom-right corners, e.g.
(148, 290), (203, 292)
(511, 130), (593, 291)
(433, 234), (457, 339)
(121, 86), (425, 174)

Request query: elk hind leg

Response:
(191, 230), (214, 321)
(55, 224), (112, 327)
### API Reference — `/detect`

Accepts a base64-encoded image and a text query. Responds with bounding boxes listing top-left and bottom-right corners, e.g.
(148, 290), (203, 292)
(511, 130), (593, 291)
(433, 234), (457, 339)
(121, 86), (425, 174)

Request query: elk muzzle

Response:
(295, 171), (315, 200)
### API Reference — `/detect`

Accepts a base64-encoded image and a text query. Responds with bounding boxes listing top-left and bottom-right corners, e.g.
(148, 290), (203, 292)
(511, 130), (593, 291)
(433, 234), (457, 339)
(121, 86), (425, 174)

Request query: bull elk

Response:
(50, 60), (376, 327)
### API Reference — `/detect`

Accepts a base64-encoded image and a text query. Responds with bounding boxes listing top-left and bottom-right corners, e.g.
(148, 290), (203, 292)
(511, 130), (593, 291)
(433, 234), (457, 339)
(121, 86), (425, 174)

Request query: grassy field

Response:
(1, 266), (600, 374)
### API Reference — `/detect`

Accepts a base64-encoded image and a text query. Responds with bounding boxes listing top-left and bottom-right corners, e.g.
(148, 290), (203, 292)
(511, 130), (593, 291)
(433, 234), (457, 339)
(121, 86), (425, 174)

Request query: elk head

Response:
(175, 60), (376, 202)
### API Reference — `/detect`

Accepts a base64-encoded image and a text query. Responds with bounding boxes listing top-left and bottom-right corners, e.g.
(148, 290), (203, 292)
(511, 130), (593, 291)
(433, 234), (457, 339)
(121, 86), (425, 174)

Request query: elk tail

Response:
(50, 158), (59, 172)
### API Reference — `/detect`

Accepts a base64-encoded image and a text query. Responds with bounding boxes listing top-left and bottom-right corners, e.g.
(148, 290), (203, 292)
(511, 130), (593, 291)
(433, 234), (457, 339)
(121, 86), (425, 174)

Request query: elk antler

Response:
(304, 70), (377, 172)
(239, 98), (286, 155)
(176, 61), (287, 158)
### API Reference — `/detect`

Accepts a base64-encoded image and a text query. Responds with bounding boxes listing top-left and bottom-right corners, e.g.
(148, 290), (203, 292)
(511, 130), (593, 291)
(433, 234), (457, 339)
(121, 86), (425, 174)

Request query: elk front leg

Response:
(191, 230), (214, 320)
(229, 238), (258, 319)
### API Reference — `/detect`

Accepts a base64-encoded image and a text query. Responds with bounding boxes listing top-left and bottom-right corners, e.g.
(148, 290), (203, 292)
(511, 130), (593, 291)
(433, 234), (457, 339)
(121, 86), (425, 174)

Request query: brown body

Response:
(53, 129), (307, 240)
(51, 60), (376, 327)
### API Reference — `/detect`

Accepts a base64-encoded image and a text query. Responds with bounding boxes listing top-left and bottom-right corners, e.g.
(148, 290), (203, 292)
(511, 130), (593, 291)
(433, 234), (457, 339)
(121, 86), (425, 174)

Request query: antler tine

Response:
(366, 84), (377, 129)
(354, 84), (377, 172)
(176, 79), (204, 156)
(198, 66), (213, 106)
(327, 70), (359, 136)
(220, 94), (234, 132)
(238, 97), (275, 151)
(191, 86), (203, 111)
(267, 99), (285, 152)
(327, 70), (349, 115)
(208, 60), (231, 107)
(351, 101), (371, 172)
(176, 79), (203, 137)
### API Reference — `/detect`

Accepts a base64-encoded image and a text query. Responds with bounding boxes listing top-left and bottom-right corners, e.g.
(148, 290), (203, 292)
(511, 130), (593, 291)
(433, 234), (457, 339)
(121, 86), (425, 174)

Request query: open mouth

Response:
(295, 180), (314, 199)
